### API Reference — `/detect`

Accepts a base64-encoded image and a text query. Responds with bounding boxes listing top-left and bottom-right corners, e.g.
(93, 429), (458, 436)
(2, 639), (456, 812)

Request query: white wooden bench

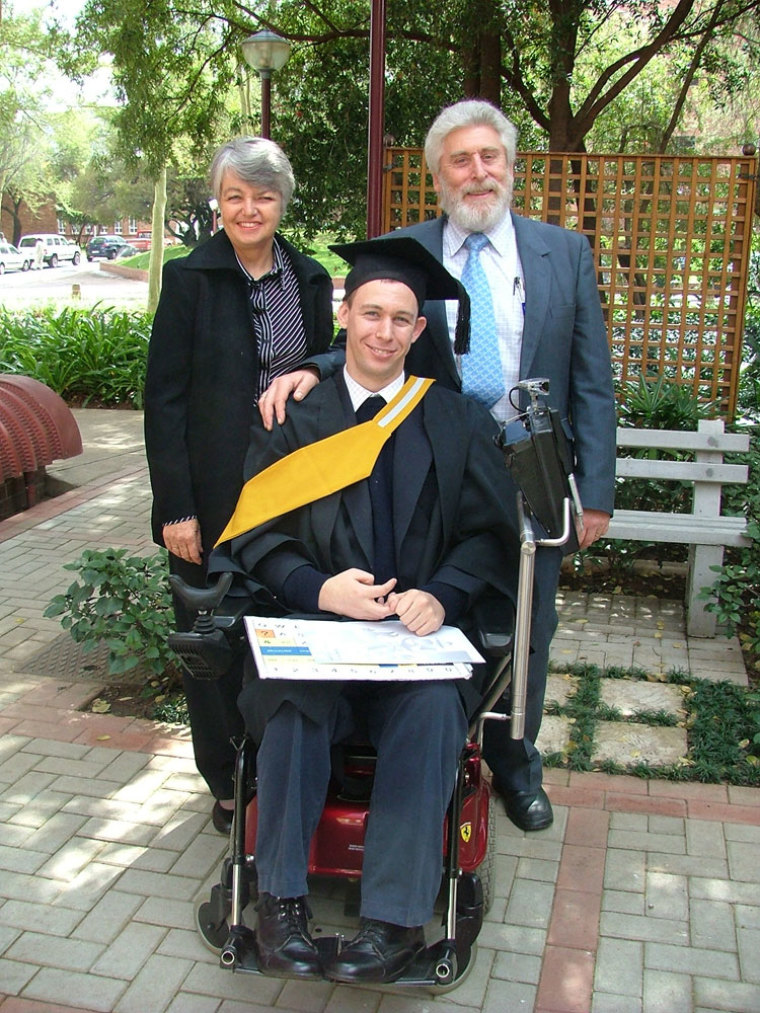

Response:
(606, 419), (751, 637)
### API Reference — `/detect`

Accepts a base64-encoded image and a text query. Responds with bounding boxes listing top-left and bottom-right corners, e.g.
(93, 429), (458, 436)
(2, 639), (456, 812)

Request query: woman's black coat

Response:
(144, 229), (337, 560)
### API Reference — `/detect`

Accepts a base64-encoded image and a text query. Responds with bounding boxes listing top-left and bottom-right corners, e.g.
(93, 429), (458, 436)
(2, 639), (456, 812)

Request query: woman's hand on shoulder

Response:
(258, 367), (320, 431)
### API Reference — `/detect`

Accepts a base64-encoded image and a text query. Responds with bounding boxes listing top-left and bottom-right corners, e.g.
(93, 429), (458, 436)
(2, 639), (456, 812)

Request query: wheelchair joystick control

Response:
(515, 376), (550, 411)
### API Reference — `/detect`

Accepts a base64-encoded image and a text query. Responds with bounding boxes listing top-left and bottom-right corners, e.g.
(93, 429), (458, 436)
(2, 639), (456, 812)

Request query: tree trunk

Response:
(461, 0), (501, 104)
(148, 166), (167, 315)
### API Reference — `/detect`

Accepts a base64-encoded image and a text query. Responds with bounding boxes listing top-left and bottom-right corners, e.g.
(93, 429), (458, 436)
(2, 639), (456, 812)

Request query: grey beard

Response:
(440, 182), (513, 232)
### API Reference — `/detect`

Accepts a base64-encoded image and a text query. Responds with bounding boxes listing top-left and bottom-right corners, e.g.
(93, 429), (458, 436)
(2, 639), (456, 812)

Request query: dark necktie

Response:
(355, 394), (385, 423)
(355, 396), (395, 584)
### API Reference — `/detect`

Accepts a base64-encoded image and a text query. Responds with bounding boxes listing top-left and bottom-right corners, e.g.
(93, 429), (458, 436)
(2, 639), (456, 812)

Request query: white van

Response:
(17, 234), (81, 268)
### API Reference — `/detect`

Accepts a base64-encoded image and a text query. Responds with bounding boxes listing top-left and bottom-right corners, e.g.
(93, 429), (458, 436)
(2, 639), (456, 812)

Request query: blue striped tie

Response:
(460, 233), (505, 407)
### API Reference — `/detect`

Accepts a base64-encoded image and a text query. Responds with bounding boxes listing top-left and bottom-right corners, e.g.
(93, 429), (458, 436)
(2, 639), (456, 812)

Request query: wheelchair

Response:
(169, 378), (577, 991)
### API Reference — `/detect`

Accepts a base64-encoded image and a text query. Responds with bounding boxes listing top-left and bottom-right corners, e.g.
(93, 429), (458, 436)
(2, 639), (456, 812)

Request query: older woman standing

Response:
(144, 137), (337, 831)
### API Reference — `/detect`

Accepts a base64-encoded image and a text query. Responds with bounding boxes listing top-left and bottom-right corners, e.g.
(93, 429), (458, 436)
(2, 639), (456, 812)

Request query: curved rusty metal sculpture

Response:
(0, 375), (82, 515)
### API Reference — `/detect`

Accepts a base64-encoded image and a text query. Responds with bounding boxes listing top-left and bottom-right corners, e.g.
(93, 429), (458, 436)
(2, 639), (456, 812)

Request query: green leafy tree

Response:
(59, 0), (760, 240)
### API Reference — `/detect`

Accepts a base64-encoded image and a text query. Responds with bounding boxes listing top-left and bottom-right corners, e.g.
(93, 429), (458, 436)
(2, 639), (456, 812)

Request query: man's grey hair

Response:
(424, 100), (518, 176)
(209, 136), (296, 214)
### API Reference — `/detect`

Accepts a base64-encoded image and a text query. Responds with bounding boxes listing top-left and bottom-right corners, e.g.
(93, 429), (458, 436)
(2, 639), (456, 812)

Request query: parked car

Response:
(114, 244), (139, 259)
(85, 235), (131, 261)
(127, 232), (153, 252)
(0, 242), (32, 274)
(17, 233), (81, 267)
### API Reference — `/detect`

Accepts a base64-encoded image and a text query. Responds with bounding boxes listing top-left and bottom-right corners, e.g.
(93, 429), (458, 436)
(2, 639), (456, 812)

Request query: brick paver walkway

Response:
(0, 410), (758, 1013)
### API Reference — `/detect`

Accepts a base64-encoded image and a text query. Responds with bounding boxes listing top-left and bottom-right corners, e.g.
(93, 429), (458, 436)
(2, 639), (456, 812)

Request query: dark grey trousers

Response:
(254, 680), (467, 927)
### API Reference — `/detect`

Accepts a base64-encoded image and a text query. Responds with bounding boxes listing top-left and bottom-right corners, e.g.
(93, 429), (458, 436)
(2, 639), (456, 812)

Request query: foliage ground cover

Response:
(0, 304), (152, 408)
(544, 662), (760, 787)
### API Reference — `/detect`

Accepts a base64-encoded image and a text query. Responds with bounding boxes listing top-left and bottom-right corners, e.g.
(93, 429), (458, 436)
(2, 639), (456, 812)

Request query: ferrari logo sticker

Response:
(460, 822), (472, 843)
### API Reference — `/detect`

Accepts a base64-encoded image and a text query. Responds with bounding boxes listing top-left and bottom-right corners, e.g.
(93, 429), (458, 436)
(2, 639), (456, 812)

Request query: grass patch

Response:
(117, 245), (190, 270)
(544, 662), (760, 785)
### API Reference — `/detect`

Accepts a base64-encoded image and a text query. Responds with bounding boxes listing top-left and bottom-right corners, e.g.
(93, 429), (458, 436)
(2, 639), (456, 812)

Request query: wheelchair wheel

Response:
(195, 894), (229, 954)
(474, 799), (496, 914)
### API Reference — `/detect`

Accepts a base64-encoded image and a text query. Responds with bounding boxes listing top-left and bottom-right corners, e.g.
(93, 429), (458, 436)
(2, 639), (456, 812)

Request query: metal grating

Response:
(21, 632), (149, 684)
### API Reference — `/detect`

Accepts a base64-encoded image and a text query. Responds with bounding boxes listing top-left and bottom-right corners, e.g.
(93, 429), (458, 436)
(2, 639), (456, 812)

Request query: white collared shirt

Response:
(443, 214), (525, 422)
(343, 368), (405, 413)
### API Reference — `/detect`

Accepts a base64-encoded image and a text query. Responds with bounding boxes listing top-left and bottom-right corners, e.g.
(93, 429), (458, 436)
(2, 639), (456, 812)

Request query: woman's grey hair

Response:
(210, 136), (296, 214)
(424, 100), (518, 176)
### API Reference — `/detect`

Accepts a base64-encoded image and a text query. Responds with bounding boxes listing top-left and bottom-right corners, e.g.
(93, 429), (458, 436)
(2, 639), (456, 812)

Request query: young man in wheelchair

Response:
(210, 237), (520, 984)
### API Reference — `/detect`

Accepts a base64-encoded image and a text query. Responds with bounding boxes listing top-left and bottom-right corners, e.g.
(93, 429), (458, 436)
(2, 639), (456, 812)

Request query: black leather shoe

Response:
(254, 893), (322, 979)
(211, 801), (233, 835)
(325, 918), (425, 983)
(492, 783), (554, 831)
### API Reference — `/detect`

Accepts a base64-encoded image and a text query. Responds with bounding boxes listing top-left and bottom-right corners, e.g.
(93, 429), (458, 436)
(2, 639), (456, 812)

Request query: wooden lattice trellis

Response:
(383, 148), (757, 419)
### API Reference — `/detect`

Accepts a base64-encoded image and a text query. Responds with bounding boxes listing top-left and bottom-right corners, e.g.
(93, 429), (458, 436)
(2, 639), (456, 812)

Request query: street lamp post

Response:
(241, 29), (292, 139)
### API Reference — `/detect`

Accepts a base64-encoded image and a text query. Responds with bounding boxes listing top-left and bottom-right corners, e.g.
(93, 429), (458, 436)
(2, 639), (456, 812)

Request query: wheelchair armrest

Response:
(472, 596), (514, 659)
(477, 630), (513, 656)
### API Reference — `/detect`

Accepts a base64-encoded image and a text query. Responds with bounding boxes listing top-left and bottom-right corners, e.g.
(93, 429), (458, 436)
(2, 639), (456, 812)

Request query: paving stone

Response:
(607, 830), (686, 855)
(604, 848), (646, 893)
(0, 955), (38, 994)
(504, 877), (556, 929)
(594, 937), (643, 997)
(591, 994), (643, 1013)
(737, 926), (760, 984)
(90, 921), (168, 979)
(165, 995), (221, 1013)
(598, 679), (686, 718)
(20, 966), (127, 1012)
(642, 969), (694, 1012)
(71, 890), (144, 944)
(477, 922), (547, 956)
(156, 927), (219, 966)
(116, 867), (203, 902)
(535, 713), (572, 756)
(647, 853), (729, 880)
(600, 911), (689, 946)
(114, 952), (194, 1013)
(693, 978), (760, 1012)
(36, 835), (106, 881)
(181, 960), (285, 1005)
(592, 721), (687, 767)
(727, 841), (760, 884)
(602, 889), (645, 916)
(52, 860), (126, 912)
(690, 898), (737, 952)
(481, 977), (537, 1012)
(545, 672), (579, 707)
(689, 878), (760, 906)
(97, 840), (176, 873)
(6, 930), (104, 972)
(644, 871), (689, 921)
(737, 904), (760, 929)
(645, 942), (740, 979)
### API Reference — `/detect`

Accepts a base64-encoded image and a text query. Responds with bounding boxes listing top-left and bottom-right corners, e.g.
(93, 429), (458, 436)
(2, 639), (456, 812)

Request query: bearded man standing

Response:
(394, 99), (616, 832)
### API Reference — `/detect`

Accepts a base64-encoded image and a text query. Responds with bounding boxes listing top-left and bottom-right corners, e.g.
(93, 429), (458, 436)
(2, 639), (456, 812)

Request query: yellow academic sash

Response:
(215, 375), (435, 546)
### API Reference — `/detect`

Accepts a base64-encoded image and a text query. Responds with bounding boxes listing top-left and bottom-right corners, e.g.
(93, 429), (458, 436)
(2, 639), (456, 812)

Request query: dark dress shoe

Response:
(325, 918), (425, 983)
(211, 801), (233, 835)
(254, 893), (322, 979)
(492, 783), (554, 831)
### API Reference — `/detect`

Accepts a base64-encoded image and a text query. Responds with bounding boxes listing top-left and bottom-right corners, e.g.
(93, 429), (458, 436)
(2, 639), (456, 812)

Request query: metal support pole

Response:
(260, 71), (272, 139)
(366, 0), (386, 237)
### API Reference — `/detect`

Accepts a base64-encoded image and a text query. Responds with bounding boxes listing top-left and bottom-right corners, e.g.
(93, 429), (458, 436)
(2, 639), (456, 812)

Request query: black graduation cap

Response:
(329, 236), (471, 355)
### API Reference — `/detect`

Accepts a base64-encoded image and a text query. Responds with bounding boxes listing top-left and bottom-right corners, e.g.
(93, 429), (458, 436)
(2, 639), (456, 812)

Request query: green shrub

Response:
(699, 428), (759, 667)
(0, 305), (152, 408)
(44, 548), (179, 680)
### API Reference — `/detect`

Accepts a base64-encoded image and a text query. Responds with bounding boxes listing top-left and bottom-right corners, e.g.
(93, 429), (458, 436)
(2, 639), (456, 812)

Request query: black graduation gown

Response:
(209, 375), (520, 739)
